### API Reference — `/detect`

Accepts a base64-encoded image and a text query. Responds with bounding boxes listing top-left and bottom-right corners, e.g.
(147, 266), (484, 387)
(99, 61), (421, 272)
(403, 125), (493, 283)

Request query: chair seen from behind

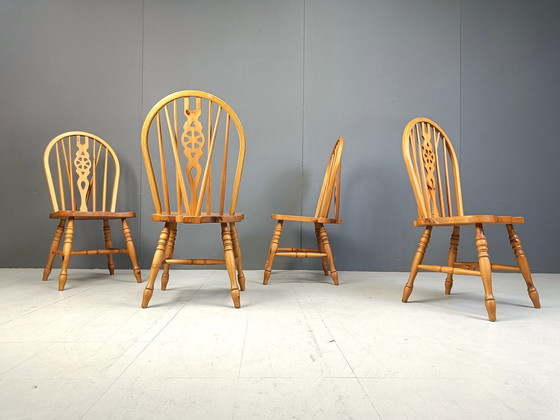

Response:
(401, 117), (540, 321)
(141, 90), (246, 308)
(43, 131), (142, 290)
(263, 137), (344, 285)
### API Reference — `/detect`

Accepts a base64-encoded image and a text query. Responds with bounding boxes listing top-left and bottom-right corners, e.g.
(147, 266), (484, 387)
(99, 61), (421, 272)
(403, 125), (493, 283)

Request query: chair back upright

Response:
(402, 118), (463, 219)
(314, 137), (344, 220)
(141, 91), (246, 217)
(44, 131), (120, 213)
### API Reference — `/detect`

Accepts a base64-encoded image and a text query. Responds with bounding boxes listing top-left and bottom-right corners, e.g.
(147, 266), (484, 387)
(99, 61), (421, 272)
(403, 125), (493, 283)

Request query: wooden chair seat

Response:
(141, 91), (247, 309)
(151, 212), (244, 224)
(414, 215), (524, 227)
(264, 138), (344, 285)
(271, 214), (342, 224)
(401, 118), (540, 321)
(50, 211), (136, 220)
(43, 132), (142, 290)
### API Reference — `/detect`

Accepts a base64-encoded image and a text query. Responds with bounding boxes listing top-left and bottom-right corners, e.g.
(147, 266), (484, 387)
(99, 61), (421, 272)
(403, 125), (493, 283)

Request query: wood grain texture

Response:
(401, 118), (540, 321)
(221, 223), (240, 308)
(151, 212), (244, 223)
(445, 226), (460, 294)
(506, 224), (540, 308)
(140, 91), (247, 308)
(264, 138), (343, 285)
(263, 220), (283, 285)
(43, 132), (140, 290)
(103, 219), (115, 275)
(160, 222), (177, 291)
(43, 220), (66, 281)
(142, 223), (170, 308)
(49, 211), (136, 220)
(315, 223), (329, 276)
(230, 222), (246, 291)
(413, 215), (524, 227)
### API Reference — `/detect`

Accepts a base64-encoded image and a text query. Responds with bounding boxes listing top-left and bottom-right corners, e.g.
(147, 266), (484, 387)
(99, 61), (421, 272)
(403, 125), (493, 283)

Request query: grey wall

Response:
(1, 0), (559, 272)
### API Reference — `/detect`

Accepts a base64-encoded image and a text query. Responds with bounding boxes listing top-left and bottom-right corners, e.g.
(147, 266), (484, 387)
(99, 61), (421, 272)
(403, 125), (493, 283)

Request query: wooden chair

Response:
(43, 131), (142, 290)
(401, 118), (540, 321)
(141, 91), (246, 308)
(263, 137), (344, 285)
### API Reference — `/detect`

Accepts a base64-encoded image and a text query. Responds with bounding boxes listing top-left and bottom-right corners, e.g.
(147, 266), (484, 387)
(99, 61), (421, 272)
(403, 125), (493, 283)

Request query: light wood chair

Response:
(401, 117), (540, 321)
(141, 91), (246, 308)
(264, 137), (344, 285)
(43, 131), (142, 290)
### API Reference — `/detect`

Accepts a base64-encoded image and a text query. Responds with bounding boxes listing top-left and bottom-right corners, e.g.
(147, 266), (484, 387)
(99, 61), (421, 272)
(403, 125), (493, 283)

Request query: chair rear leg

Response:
(103, 219), (115, 275)
(475, 224), (496, 321)
(230, 223), (246, 291)
(445, 226), (460, 294)
(142, 223), (170, 308)
(161, 223), (177, 291)
(43, 220), (66, 281)
(315, 223), (329, 276)
(263, 221), (283, 285)
(58, 218), (75, 291)
(403, 226), (432, 302)
(506, 224), (541, 308)
(317, 223), (338, 285)
(222, 223), (240, 308)
(121, 218), (142, 283)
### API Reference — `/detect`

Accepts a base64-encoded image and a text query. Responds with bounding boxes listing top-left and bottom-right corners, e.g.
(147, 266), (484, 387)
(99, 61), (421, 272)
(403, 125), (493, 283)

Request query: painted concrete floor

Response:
(0, 268), (558, 419)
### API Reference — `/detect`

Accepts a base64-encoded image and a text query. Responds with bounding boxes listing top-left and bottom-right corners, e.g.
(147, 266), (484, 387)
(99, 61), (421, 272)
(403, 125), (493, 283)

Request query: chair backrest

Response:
(314, 137), (344, 219)
(141, 91), (246, 216)
(44, 131), (120, 213)
(402, 118), (464, 219)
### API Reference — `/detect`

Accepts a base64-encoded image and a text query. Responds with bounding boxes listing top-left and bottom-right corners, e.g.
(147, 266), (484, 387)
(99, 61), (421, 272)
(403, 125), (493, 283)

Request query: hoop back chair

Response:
(402, 118), (540, 321)
(141, 91), (246, 308)
(43, 131), (142, 290)
(264, 137), (344, 285)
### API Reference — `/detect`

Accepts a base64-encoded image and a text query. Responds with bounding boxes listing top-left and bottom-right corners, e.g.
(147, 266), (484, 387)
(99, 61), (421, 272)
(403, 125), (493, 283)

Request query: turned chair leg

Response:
(43, 220), (66, 281)
(230, 223), (246, 291)
(103, 219), (115, 275)
(58, 218), (75, 291)
(506, 224), (541, 309)
(263, 220), (283, 285)
(317, 223), (338, 285)
(445, 226), (460, 295)
(475, 224), (496, 321)
(221, 223), (240, 308)
(142, 223), (170, 308)
(403, 226), (432, 302)
(121, 218), (142, 283)
(161, 223), (177, 291)
(315, 223), (329, 276)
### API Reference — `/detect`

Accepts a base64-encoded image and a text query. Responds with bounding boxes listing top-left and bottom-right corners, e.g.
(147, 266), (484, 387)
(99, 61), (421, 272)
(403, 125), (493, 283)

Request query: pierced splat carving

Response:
(74, 137), (92, 211)
(420, 124), (437, 215)
(181, 98), (205, 207)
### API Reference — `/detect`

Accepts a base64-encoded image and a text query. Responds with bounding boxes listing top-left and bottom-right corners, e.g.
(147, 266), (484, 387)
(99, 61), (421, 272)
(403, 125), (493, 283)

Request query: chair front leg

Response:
(58, 218), (75, 291)
(475, 224), (496, 321)
(161, 223), (177, 291)
(445, 226), (460, 295)
(315, 223), (329, 276)
(317, 223), (338, 285)
(121, 218), (142, 283)
(263, 220), (284, 285)
(229, 222), (246, 291)
(43, 219), (66, 281)
(142, 223), (171, 308)
(221, 223), (240, 308)
(506, 224), (540, 309)
(403, 226), (432, 302)
(103, 219), (115, 275)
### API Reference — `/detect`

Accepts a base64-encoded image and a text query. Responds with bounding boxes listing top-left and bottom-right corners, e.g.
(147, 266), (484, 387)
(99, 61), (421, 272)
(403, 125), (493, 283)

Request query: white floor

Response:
(0, 268), (558, 419)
